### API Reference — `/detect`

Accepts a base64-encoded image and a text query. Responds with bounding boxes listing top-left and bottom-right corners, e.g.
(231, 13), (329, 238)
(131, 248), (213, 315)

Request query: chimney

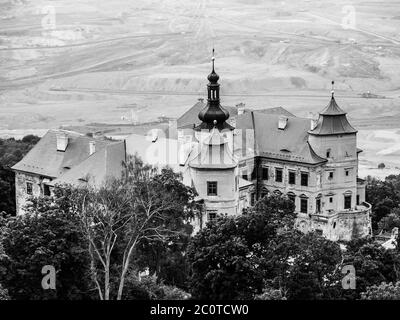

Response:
(237, 102), (245, 115)
(278, 116), (288, 130)
(89, 141), (96, 155)
(56, 132), (68, 152)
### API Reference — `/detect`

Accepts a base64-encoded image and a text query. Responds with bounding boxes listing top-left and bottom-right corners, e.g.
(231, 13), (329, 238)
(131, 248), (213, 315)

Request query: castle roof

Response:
(50, 142), (125, 187)
(177, 103), (293, 130)
(252, 107), (295, 118)
(177, 100), (238, 130)
(125, 133), (184, 172)
(236, 112), (327, 165)
(12, 130), (114, 178)
(308, 96), (357, 136)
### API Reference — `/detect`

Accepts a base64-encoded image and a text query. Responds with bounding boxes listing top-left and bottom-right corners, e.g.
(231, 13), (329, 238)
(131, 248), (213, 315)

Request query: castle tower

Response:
(308, 82), (358, 213)
(194, 49), (234, 150)
(188, 50), (238, 231)
(307, 82), (370, 241)
(188, 127), (238, 231)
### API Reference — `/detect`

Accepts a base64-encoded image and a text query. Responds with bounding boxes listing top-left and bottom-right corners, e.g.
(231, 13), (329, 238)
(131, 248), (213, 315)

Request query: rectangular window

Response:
(356, 195), (360, 205)
(345, 170), (349, 177)
(330, 197), (333, 203)
(300, 198), (308, 213)
(207, 181), (218, 196)
(344, 195), (352, 209)
(43, 184), (51, 196)
(242, 170), (248, 181)
(316, 198), (321, 213)
(26, 182), (33, 195)
(262, 167), (269, 180)
(289, 171), (296, 185)
(275, 168), (283, 182)
(207, 211), (217, 222)
(328, 172), (334, 179)
(301, 173), (309, 186)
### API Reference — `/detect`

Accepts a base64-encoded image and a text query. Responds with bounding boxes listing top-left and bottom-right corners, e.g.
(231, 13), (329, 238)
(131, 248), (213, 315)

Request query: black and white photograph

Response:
(1, 0), (400, 315)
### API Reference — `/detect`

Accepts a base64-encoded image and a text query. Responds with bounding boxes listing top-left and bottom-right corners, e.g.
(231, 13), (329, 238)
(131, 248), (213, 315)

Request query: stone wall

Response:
(15, 171), (41, 215)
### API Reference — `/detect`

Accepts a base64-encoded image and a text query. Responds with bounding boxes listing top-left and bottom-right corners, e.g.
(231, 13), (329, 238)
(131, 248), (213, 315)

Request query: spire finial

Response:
(211, 48), (215, 72)
(331, 80), (335, 98)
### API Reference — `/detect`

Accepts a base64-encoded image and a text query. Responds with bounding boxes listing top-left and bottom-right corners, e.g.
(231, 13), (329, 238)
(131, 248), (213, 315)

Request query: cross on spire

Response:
(331, 80), (335, 98)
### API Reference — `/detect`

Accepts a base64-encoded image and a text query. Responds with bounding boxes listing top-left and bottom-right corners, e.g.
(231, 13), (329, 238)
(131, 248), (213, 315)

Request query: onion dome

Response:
(195, 49), (233, 131)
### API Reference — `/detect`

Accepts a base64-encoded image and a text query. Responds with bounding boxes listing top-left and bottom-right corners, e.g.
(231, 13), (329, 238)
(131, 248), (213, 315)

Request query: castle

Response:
(12, 54), (372, 242)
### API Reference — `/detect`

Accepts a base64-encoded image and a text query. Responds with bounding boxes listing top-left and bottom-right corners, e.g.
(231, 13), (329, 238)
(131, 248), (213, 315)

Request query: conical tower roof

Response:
(309, 83), (357, 136)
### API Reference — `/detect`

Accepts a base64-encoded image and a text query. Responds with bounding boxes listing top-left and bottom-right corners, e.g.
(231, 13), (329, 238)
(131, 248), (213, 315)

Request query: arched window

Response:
(344, 190), (352, 209)
(299, 194), (308, 214)
(316, 193), (322, 213)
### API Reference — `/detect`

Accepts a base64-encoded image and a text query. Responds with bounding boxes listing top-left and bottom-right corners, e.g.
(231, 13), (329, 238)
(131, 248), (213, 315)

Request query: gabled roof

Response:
(309, 97), (357, 136)
(12, 130), (112, 178)
(253, 107), (295, 118)
(236, 112), (327, 165)
(51, 141), (125, 187)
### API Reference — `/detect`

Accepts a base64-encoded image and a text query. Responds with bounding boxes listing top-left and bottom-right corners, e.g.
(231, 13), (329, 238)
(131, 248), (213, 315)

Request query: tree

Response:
(0, 192), (93, 300)
(378, 163), (386, 169)
(0, 135), (40, 215)
(271, 231), (342, 300)
(124, 274), (190, 300)
(74, 155), (197, 300)
(361, 281), (400, 300)
(187, 216), (264, 299)
(187, 194), (296, 300)
(0, 223), (8, 300)
(365, 175), (400, 231)
(378, 208), (400, 232)
(255, 287), (286, 300)
(342, 240), (400, 299)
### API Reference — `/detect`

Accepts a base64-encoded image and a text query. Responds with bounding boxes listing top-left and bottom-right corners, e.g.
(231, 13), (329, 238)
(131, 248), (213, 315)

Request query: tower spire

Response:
(212, 48), (215, 72)
(195, 49), (232, 131)
(331, 80), (335, 98)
